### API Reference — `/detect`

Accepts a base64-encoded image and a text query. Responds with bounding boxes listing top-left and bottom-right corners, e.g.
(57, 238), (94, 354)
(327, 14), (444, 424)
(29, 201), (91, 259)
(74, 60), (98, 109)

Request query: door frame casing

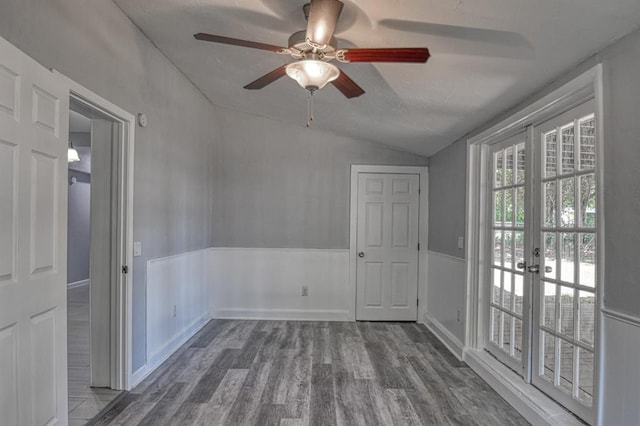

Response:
(465, 64), (604, 424)
(60, 73), (136, 391)
(349, 165), (429, 322)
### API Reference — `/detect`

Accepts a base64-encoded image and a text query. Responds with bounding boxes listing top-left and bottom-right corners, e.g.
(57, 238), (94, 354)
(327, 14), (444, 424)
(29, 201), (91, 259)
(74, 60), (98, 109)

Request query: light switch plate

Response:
(457, 236), (464, 249)
(133, 241), (142, 257)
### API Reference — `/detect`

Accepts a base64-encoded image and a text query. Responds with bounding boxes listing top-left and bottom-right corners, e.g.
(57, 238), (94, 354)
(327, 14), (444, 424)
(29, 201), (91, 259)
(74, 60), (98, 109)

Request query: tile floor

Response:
(67, 284), (121, 425)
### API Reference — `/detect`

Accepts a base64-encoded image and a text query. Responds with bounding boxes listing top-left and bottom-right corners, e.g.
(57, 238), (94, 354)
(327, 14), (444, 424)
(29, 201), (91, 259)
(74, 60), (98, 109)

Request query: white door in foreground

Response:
(356, 173), (420, 321)
(0, 36), (69, 425)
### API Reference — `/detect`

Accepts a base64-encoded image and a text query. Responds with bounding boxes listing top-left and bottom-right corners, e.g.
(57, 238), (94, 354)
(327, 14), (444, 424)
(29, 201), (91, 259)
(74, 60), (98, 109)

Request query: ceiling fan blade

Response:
(341, 48), (430, 63)
(194, 33), (286, 53)
(379, 19), (532, 49)
(331, 69), (365, 98)
(243, 65), (288, 90)
(305, 0), (344, 47)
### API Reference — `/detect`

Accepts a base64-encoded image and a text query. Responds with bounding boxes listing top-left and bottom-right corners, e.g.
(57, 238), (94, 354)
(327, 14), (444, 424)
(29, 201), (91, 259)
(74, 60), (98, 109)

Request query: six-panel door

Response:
(0, 36), (69, 425)
(356, 173), (420, 321)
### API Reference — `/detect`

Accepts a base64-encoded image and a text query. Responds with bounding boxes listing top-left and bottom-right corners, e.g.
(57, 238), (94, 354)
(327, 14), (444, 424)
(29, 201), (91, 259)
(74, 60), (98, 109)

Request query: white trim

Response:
(67, 279), (89, 289)
(601, 308), (640, 327)
(129, 363), (152, 390)
(427, 250), (465, 264)
(128, 314), (209, 389)
(349, 165), (429, 322)
(209, 308), (350, 322)
(147, 314), (210, 370)
(464, 350), (584, 426)
(423, 314), (464, 360)
(58, 72), (136, 391)
(593, 63), (606, 426)
(208, 247), (349, 254)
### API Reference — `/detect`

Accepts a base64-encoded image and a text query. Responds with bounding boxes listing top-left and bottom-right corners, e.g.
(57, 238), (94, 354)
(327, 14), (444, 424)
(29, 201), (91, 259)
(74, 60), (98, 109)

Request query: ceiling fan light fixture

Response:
(286, 59), (340, 91)
(68, 141), (80, 163)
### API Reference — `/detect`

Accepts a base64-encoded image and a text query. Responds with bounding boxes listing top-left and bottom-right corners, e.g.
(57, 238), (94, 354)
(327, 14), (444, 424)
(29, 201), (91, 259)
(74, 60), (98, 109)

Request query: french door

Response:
(486, 132), (531, 375)
(485, 99), (598, 423)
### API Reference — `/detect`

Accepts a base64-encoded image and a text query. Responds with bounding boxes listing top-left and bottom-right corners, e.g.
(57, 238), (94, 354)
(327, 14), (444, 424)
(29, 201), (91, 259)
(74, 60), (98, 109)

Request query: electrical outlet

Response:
(133, 241), (142, 257)
(457, 236), (464, 250)
(173, 305), (177, 318)
(302, 286), (309, 296)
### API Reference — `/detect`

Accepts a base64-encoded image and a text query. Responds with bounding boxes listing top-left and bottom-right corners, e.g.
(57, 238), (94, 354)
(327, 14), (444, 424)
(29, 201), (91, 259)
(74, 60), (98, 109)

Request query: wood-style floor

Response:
(67, 284), (122, 425)
(93, 320), (529, 425)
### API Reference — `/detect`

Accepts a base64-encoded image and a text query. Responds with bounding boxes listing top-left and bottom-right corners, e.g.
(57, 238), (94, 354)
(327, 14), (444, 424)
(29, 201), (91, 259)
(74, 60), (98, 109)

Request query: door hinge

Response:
(417, 298), (419, 306)
(417, 243), (420, 251)
(122, 265), (128, 274)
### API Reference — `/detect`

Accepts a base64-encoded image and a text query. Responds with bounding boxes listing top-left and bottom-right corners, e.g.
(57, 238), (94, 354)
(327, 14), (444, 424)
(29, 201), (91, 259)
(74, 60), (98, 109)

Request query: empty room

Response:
(0, 1), (639, 425)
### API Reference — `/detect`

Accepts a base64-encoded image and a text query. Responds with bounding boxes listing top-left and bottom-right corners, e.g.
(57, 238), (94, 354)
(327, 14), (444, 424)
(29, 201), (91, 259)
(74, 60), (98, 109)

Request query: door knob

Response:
(527, 264), (540, 273)
(358, 252), (365, 258)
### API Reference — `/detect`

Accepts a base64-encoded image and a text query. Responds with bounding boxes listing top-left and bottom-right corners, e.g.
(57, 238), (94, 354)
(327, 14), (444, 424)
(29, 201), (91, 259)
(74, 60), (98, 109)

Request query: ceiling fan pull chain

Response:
(306, 90), (315, 128)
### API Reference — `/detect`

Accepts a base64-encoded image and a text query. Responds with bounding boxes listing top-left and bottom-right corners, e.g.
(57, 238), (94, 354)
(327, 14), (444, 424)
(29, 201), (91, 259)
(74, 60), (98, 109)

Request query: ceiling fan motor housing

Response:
(288, 30), (338, 59)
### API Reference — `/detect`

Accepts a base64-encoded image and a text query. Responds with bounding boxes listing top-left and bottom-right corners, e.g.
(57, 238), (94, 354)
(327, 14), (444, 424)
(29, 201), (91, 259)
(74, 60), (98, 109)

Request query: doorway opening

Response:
(66, 93), (134, 422)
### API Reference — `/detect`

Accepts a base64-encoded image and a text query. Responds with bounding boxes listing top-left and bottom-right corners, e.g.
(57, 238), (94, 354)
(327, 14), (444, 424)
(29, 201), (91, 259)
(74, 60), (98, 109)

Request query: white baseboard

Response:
(210, 307), (350, 322)
(147, 314), (210, 367)
(422, 314), (464, 360)
(464, 350), (582, 426)
(130, 362), (152, 389)
(130, 314), (210, 389)
(67, 279), (89, 289)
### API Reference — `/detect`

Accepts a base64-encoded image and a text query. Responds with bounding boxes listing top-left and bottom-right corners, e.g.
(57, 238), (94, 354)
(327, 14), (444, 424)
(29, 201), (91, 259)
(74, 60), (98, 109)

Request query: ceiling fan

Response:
(194, 0), (430, 99)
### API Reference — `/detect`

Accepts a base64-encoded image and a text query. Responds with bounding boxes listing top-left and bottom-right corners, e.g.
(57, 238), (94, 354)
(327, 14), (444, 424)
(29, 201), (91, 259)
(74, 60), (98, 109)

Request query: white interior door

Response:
(356, 173), (420, 321)
(0, 37), (69, 425)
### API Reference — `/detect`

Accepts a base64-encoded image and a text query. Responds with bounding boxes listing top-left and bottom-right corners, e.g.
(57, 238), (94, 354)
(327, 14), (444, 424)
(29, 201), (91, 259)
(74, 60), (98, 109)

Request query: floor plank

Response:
(97, 319), (529, 425)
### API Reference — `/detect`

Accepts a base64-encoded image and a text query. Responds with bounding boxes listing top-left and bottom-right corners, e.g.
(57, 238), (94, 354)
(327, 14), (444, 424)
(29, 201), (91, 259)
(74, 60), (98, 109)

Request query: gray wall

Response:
(600, 29), (640, 317)
(67, 147), (91, 284)
(213, 109), (428, 249)
(428, 139), (467, 258)
(427, 27), (640, 318)
(0, 0), (217, 370)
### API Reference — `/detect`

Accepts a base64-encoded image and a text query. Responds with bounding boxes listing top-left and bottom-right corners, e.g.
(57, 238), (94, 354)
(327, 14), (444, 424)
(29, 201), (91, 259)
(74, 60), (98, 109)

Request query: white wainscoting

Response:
(600, 309), (640, 425)
(423, 251), (466, 357)
(209, 248), (350, 321)
(143, 249), (210, 379)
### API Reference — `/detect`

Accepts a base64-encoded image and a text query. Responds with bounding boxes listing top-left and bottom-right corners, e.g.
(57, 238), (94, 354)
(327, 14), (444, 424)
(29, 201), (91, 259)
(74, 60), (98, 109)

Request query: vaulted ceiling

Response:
(113, 0), (640, 156)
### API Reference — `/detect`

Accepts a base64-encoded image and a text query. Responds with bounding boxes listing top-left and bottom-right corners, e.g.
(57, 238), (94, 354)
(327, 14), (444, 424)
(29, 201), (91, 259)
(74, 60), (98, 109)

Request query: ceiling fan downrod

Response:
(306, 90), (315, 128)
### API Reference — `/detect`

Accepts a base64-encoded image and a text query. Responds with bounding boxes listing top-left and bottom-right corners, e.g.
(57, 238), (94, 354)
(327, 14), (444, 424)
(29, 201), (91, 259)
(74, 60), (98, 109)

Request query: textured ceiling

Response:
(113, 0), (640, 156)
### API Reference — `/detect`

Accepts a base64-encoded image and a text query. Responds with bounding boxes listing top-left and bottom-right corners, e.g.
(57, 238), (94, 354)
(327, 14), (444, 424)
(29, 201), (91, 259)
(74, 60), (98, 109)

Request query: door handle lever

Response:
(358, 252), (365, 258)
